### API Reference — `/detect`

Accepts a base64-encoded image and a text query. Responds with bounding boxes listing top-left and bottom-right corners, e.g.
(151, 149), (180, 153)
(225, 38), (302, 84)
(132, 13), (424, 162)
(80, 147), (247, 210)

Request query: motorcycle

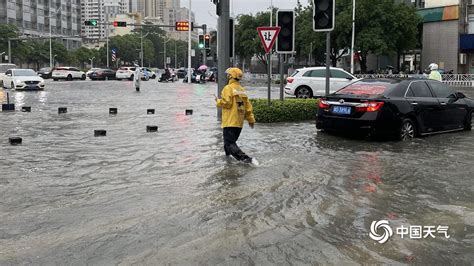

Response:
(158, 72), (174, 82)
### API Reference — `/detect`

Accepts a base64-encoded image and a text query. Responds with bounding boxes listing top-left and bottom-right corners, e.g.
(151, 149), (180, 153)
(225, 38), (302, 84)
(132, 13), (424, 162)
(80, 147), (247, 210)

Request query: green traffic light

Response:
(198, 44), (204, 48)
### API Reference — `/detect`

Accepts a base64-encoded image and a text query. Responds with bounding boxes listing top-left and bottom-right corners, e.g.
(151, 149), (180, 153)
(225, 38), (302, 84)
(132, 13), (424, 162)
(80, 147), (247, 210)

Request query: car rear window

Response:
(290, 70), (299, 77)
(336, 82), (390, 96)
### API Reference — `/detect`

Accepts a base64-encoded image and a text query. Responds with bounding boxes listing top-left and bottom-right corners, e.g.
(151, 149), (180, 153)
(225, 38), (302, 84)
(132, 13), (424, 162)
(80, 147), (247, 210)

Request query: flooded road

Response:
(1, 80), (473, 264)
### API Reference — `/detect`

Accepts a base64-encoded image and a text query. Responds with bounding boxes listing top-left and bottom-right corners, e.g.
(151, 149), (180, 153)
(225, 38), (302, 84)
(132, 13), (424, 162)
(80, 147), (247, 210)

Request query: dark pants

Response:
(223, 127), (251, 161)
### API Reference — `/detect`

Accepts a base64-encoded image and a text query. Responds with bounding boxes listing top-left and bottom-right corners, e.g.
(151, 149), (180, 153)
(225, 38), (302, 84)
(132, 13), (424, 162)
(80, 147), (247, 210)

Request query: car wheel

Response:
(81, 74), (86, 80)
(464, 111), (472, 131)
(53, 79), (58, 81)
(398, 118), (416, 141)
(152, 75), (156, 79)
(295, 86), (313, 99)
(67, 75), (73, 81)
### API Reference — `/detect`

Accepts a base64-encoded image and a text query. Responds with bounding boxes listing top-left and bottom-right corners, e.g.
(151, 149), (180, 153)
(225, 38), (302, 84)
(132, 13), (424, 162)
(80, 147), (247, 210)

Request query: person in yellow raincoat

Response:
(215, 67), (256, 163)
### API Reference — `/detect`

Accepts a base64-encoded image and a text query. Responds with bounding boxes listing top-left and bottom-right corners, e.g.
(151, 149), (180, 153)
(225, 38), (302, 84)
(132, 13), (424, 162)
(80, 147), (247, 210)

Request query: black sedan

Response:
(38, 67), (53, 79)
(88, 69), (116, 80)
(316, 78), (473, 140)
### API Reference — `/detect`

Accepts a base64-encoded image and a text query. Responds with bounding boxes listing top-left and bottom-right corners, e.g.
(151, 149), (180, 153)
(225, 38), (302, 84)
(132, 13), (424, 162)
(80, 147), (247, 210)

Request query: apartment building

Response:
(0, 0), (81, 49)
(81, 0), (129, 43)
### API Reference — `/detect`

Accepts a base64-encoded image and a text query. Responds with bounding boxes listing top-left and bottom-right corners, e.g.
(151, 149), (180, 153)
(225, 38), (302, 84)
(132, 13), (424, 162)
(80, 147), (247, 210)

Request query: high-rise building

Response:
(81, 0), (129, 43)
(0, 0), (82, 49)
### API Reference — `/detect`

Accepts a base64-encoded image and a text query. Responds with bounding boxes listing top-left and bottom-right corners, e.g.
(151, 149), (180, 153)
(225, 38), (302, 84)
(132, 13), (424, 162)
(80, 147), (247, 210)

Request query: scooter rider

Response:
(215, 67), (255, 163)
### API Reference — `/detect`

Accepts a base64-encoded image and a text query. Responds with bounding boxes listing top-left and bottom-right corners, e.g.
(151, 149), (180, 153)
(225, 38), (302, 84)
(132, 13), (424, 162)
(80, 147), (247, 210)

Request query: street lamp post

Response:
(48, 7), (62, 69)
(0, 52), (4, 64)
(164, 37), (171, 69)
(350, 0), (356, 74)
(140, 31), (150, 66)
(187, 0), (192, 84)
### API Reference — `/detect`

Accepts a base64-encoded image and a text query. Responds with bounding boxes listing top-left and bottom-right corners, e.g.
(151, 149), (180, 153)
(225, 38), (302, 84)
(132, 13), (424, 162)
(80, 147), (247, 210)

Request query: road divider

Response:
(94, 130), (107, 137)
(58, 107), (67, 114)
(9, 137), (22, 145)
(146, 126), (158, 132)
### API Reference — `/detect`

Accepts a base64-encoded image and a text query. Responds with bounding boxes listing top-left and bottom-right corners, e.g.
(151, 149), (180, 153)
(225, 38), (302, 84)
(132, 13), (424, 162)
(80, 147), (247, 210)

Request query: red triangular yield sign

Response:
(257, 26), (281, 54)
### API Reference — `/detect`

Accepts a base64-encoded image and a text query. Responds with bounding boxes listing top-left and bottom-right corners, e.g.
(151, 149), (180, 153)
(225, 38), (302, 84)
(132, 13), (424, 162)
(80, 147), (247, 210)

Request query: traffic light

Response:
(313, 0), (335, 32)
(84, 20), (98, 26)
(211, 0), (221, 16)
(276, 10), (295, 53)
(204, 34), (210, 49)
(175, 21), (194, 31)
(198, 35), (205, 48)
(113, 21), (127, 27)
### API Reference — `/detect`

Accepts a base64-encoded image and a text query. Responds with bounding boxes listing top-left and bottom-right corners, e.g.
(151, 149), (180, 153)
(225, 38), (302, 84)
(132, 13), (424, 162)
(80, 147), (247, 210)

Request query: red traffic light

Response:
(204, 34), (210, 40)
(113, 21), (127, 27)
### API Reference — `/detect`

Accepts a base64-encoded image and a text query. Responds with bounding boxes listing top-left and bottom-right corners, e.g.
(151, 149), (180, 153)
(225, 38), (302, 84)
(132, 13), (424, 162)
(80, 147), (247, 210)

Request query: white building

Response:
(0, 0), (81, 49)
(81, 0), (129, 43)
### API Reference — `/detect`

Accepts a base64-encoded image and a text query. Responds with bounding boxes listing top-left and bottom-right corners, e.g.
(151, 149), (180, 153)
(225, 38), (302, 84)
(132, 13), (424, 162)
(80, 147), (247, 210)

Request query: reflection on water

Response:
(0, 82), (473, 264)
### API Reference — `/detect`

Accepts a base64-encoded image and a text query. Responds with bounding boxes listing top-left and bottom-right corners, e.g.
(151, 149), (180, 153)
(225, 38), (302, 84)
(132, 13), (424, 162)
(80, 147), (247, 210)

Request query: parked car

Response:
(2, 68), (45, 90)
(52, 67), (86, 81)
(285, 67), (358, 98)
(0, 63), (17, 88)
(88, 68), (117, 80)
(176, 68), (187, 79)
(116, 66), (136, 80)
(38, 67), (53, 79)
(141, 68), (156, 79)
(86, 68), (101, 78)
(316, 78), (473, 141)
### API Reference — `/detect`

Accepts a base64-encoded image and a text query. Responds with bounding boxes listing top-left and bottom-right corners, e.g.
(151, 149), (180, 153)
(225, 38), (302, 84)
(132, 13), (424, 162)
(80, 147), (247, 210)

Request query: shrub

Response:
(250, 98), (320, 123)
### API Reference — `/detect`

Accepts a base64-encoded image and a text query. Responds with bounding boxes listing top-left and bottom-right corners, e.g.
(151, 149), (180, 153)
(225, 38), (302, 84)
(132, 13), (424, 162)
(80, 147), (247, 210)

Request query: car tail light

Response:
(355, 101), (384, 112)
(319, 100), (330, 109)
(287, 77), (294, 83)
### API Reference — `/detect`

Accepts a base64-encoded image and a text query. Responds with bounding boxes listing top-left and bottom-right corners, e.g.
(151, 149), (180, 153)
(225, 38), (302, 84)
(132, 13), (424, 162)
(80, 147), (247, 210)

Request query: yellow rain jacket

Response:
(216, 79), (256, 128)
(429, 70), (442, 81)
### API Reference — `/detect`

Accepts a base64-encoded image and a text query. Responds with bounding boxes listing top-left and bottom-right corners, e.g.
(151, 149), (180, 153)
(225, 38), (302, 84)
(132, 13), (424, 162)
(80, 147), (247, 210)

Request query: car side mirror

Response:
(346, 77), (353, 80)
(455, 92), (466, 99)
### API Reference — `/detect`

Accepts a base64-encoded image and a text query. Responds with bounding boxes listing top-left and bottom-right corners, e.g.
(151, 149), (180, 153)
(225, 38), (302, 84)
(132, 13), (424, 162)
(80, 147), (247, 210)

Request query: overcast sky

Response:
(181, 0), (306, 29)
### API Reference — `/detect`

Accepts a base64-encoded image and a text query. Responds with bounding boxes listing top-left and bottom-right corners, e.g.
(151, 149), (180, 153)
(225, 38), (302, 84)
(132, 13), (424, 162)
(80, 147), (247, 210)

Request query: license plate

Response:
(332, 106), (351, 115)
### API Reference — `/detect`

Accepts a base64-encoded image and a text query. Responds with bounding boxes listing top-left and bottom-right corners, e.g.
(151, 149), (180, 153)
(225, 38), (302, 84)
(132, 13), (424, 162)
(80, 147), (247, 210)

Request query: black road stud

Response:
(109, 108), (118, 115)
(94, 130), (107, 137)
(9, 137), (22, 145)
(22, 106), (31, 112)
(146, 126), (158, 132)
(147, 109), (155, 115)
(58, 107), (67, 114)
(2, 104), (15, 111)
(185, 109), (193, 115)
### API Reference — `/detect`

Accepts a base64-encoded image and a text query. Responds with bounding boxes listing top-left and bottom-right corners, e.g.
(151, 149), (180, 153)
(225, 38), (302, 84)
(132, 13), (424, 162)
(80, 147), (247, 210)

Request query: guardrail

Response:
(353, 74), (474, 87)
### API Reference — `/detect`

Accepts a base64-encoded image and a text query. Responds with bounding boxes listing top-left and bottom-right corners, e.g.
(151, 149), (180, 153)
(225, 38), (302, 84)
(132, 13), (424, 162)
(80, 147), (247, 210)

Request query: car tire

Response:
(464, 111), (472, 131)
(398, 118), (416, 141)
(53, 79), (58, 81)
(295, 86), (313, 99)
(67, 75), (73, 81)
(152, 75), (156, 79)
(81, 74), (86, 80)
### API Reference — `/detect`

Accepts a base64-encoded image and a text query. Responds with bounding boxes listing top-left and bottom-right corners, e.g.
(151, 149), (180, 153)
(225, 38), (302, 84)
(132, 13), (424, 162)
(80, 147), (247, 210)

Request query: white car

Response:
(141, 68), (157, 79)
(0, 63), (17, 88)
(52, 67), (86, 81)
(116, 66), (136, 80)
(285, 67), (358, 98)
(2, 69), (45, 90)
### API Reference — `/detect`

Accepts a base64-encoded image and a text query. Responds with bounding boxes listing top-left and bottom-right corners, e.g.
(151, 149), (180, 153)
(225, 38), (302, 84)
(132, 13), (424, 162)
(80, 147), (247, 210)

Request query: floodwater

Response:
(1, 80), (473, 265)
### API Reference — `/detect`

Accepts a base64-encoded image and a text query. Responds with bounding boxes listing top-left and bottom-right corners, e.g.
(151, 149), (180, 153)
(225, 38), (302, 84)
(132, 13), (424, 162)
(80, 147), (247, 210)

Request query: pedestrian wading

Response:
(215, 68), (256, 163)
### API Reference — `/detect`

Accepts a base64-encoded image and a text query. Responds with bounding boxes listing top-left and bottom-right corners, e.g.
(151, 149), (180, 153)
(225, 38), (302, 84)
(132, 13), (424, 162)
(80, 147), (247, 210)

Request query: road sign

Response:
(257, 27), (281, 54)
(166, 57), (171, 64)
(111, 48), (117, 62)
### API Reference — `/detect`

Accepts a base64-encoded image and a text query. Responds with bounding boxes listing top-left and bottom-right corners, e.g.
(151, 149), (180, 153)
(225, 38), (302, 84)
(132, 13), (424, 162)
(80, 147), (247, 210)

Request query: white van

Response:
(0, 63), (17, 88)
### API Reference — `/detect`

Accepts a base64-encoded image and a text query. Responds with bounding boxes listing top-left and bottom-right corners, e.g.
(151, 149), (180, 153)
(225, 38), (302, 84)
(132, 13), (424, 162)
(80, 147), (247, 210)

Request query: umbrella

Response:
(198, 65), (208, 71)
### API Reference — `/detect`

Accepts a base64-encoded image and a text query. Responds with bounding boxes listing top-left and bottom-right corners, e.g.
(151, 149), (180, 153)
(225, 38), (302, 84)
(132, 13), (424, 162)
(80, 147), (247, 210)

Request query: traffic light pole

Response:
(279, 54), (284, 101)
(187, 0), (192, 84)
(325, 32), (331, 96)
(217, 0), (231, 121)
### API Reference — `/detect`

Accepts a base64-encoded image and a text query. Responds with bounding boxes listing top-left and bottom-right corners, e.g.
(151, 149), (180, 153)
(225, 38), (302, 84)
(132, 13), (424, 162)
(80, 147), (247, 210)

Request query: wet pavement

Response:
(1, 80), (473, 265)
